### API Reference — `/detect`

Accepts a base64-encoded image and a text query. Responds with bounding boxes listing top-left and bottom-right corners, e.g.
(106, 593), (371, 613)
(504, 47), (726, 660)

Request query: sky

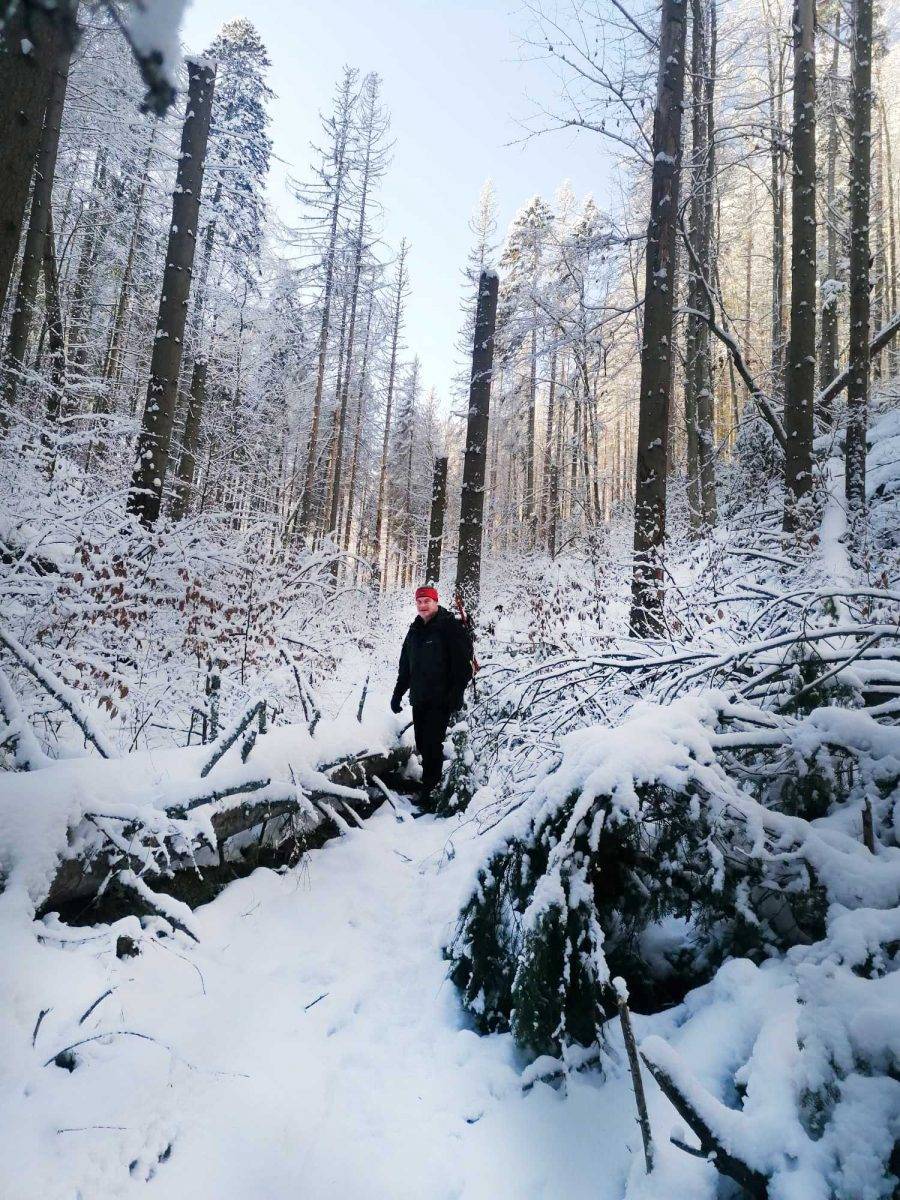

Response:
(178, 0), (616, 407)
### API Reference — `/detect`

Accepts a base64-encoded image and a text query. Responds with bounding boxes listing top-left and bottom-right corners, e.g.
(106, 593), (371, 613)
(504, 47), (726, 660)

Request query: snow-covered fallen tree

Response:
(0, 694), (409, 931)
(445, 690), (900, 1195)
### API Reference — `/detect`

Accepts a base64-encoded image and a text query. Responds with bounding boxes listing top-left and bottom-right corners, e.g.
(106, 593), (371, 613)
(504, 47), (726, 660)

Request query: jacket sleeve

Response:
(446, 618), (474, 703)
(394, 632), (411, 700)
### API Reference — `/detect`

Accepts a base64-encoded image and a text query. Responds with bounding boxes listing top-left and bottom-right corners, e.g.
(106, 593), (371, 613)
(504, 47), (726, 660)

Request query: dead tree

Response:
(845, 0), (873, 514)
(327, 72), (388, 540)
(782, 0), (817, 533)
(425, 455), (448, 584)
(629, 0), (688, 635)
(456, 269), (499, 613)
(127, 60), (216, 528)
(297, 69), (355, 539)
(373, 240), (408, 586)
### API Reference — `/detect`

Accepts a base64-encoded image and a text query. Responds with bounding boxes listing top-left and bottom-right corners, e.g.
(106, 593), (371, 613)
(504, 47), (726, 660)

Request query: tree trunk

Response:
(328, 100), (379, 540)
(0, 3), (73, 321)
(547, 462), (559, 559)
(782, 0), (817, 533)
(373, 241), (408, 586)
(42, 214), (65, 425)
(845, 0), (873, 513)
(818, 9), (842, 406)
(539, 348), (557, 536)
(697, 0), (717, 526)
(341, 286), (375, 553)
(298, 81), (353, 539)
(1, 24), (72, 415)
(455, 269), (499, 613)
(66, 148), (109, 376)
(629, 0), (688, 634)
(881, 100), (898, 378)
(127, 61), (216, 528)
(171, 357), (207, 521)
(425, 455), (448, 584)
(102, 121), (158, 391)
(684, 0), (706, 532)
(525, 321), (538, 542)
(766, 15), (787, 388)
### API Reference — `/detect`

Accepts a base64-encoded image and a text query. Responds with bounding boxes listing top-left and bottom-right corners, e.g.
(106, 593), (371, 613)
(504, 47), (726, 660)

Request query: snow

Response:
(0, 805), (652, 1200)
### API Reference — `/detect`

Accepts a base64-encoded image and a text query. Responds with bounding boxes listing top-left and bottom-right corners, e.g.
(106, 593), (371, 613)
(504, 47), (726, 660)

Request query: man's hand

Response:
(390, 692), (403, 714)
(449, 692), (465, 716)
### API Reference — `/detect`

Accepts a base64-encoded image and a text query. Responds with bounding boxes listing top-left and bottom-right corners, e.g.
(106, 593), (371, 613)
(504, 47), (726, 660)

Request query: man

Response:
(391, 585), (473, 807)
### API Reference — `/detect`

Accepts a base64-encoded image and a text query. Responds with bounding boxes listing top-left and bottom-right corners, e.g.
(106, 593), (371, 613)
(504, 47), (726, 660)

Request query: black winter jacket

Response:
(393, 607), (473, 710)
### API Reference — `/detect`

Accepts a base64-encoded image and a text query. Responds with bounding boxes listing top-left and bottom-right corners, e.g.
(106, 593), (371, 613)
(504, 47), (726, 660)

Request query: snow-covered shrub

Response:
(447, 694), (899, 1062)
(0, 442), (349, 757)
(434, 714), (479, 817)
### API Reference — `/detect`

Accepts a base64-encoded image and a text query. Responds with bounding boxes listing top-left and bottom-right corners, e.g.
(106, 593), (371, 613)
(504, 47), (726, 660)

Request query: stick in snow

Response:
(614, 979), (654, 1175)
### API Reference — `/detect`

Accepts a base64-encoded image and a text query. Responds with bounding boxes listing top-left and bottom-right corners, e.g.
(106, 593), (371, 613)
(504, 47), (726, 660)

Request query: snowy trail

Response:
(90, 805), (638, 1200)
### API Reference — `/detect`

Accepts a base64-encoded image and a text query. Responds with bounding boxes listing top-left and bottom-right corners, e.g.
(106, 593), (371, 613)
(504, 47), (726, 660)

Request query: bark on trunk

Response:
(425, 455), (448, 584)
(127, 61), (216, 528)
(455, 269), (499, 613)
(845, 0), (873, 513)
(1, 24), (72, 414)
(373, 241), (408, 586)
(102, 121), (157, 391)
(629, 0), (688, 634)
(782, 0), (817, 532)
(0, 2), (72, 322)
(171, 357), (207, 521)
(818, 9), (842, 406)
(298, 84), (353, 539)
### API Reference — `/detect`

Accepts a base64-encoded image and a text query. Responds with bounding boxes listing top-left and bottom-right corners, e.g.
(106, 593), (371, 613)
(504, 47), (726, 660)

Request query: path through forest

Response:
(94, 803), (637, 1200)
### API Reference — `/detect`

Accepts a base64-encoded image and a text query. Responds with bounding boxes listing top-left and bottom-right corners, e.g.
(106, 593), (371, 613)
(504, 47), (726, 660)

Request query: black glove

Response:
(449, 692), (465, 715)
(390, 692), (403, 714)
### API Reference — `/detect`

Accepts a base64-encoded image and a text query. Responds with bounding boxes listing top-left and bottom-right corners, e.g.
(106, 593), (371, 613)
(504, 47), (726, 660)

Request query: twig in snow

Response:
(78, 988), (115, 1026)
(614, 979), (654, 1175)
(32, 1008), (51, 1047)
(199, 699), (265, 777)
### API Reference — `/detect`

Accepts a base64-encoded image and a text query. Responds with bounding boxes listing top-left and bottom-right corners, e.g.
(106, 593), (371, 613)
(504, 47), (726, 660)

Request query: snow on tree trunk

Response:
(628, 0), (688, 635)
(845, 0), (873, 514)
(127, 59), (216, 528)
(782, 0), (817, 533)
(818, 9), (842, 407)
(455, 269), (499, 613)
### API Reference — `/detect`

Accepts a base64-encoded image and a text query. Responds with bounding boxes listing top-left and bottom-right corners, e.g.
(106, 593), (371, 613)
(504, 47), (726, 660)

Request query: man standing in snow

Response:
(390, 586), (473, 808)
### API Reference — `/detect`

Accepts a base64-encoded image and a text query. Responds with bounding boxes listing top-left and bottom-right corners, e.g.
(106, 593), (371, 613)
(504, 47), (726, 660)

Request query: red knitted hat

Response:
(415, 586), (438, 602)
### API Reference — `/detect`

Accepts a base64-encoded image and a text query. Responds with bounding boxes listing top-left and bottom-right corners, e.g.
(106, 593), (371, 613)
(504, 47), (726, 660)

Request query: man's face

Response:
(416, 595), (439, 621)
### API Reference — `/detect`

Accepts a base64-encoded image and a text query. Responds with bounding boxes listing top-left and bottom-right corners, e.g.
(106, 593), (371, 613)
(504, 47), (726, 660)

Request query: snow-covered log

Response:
(37, 742), (409, 915)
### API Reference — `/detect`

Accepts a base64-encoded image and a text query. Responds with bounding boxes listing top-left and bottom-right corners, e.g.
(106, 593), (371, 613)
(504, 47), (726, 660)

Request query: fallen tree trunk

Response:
(39, 746), (409, 916)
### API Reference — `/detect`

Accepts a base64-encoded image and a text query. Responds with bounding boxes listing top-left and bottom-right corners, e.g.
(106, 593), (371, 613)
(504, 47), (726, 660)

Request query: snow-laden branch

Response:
(0, 627), (115, 759)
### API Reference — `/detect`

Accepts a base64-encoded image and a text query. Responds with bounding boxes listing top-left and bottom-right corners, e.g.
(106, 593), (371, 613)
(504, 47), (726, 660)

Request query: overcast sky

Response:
(180, 0), (615, 407)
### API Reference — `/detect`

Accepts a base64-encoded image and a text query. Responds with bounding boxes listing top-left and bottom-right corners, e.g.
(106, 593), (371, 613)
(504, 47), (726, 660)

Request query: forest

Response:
(0, 0), (898, 1196)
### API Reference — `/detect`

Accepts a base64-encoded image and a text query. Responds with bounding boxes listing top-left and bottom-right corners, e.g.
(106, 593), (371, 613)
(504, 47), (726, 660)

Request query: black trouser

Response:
(412, 703), (451, 792)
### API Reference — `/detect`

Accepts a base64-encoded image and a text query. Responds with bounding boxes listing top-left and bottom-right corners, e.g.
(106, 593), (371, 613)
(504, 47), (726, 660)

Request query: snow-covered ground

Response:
(4, 803), (664, 1200)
